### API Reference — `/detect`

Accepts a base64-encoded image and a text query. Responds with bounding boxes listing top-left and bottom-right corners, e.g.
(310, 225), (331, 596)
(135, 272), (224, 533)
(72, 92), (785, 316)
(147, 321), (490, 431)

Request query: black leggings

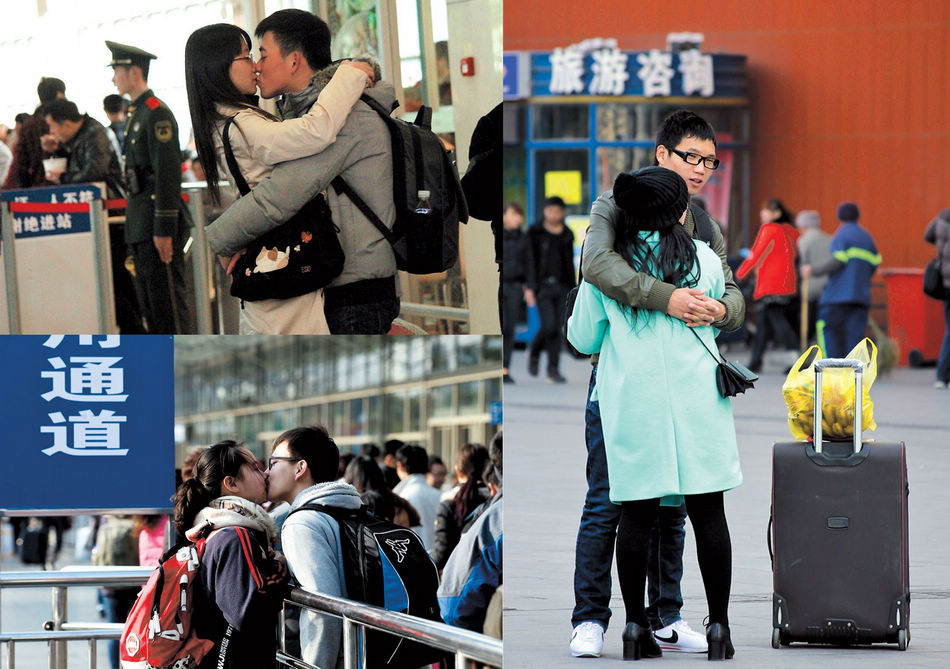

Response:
(616, 491), (732, 627)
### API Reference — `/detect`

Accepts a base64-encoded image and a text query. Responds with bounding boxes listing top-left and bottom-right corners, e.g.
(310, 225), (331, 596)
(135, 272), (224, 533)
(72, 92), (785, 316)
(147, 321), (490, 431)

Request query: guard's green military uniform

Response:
(107, 41), (190, 334)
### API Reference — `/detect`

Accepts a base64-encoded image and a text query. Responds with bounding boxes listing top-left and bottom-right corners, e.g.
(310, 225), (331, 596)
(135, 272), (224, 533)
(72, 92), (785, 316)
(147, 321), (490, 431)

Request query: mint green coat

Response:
(567, 234), (742, 503)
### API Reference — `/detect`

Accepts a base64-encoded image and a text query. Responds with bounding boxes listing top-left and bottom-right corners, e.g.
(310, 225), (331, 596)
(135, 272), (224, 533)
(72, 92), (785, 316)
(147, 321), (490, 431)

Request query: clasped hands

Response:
(667, 287), (725, 326)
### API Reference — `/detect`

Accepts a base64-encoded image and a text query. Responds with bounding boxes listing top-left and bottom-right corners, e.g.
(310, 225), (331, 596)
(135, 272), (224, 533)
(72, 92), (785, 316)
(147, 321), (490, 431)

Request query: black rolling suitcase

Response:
(770, 358), (909, 650)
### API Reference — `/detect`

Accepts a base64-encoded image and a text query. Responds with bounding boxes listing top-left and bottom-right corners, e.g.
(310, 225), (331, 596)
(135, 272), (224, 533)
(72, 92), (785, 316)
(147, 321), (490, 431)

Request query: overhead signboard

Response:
(0, 335), (174, 514)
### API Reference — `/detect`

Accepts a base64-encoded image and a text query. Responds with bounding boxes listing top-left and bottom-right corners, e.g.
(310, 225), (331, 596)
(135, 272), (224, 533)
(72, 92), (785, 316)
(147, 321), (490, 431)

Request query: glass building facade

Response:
(175, 335), (503, 466)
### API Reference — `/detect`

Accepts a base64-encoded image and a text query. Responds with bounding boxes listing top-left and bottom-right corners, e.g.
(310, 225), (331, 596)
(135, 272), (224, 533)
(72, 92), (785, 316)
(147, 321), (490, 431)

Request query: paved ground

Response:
(0, 526), (115, 669)
(505, 344), (950, 668)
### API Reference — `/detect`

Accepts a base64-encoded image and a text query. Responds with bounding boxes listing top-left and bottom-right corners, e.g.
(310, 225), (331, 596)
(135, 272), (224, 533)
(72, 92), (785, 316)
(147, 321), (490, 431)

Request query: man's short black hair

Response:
(255, 9), (332, 71)
(544, 196), (566, 209)
(272, 425), (339, 484)
(103, 94), (128, 115)
(37, 77), (66, 105)
(44, 99), (82, 124)
(15, 112), (30, 125)
(428, 455), (445, 470)
(396, 444), (429, 475)
(384, 439), (405, 457)
(654, 109), (717, 163)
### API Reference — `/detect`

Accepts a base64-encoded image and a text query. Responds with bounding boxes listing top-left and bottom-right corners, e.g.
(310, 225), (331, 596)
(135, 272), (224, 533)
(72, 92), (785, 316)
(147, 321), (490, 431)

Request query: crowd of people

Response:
(1, 8), (501, 335)
(11, 430), (502, 668)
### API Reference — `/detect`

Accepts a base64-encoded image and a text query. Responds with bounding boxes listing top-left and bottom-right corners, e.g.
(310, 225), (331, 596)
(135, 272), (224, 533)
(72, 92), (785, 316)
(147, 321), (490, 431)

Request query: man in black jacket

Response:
(42, 98), (143, 333)
(501, 202), (531, 383)
(526, 196), (576, 383)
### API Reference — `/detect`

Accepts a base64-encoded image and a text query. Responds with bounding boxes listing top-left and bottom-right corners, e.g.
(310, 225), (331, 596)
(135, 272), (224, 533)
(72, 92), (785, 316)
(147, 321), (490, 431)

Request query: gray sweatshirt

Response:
(281, 481), (363, 669)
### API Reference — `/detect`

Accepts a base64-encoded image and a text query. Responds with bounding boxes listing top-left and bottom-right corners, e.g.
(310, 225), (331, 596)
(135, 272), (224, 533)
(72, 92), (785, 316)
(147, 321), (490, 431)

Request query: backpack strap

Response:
(287, 502), (367, 520)
(330, 176), (397, 246)
(221, 117), (251, 196)
(690, 202), (716, 245)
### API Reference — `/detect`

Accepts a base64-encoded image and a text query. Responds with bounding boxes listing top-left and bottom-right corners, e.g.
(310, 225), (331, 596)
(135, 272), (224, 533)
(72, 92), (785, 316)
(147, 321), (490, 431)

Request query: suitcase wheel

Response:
(898, 629), (908, 651)
(771, 628), (781, 649)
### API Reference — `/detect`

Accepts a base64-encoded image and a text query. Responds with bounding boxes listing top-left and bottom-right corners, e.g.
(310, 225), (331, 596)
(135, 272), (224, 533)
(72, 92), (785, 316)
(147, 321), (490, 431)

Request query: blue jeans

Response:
(572, 367), (685, 629)
(325, 295), (400, 334)
(938, 299), (950, 384)
(816, 303), (868, 358)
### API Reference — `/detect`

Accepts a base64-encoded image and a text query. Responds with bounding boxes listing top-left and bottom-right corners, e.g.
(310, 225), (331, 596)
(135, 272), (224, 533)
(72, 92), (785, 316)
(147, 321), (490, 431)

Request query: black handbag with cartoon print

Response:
(222, 117), (344, 303)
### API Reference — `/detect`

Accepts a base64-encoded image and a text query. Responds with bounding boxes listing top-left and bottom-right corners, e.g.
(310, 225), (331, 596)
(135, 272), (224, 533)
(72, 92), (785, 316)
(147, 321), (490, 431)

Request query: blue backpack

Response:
(288, 503), (446, 668)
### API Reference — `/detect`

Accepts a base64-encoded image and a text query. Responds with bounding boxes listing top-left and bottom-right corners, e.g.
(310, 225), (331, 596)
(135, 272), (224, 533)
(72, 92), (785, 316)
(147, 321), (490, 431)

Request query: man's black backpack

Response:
(332, 95), (468, 274)
(288, 503), (446, 669)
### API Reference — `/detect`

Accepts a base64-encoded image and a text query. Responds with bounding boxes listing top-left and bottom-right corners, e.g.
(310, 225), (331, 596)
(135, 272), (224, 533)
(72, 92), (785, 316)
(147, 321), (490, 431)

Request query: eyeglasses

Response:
(233, 52), (257, 63)
(267, 456), (301, 470)
(668, 147), (720, 170)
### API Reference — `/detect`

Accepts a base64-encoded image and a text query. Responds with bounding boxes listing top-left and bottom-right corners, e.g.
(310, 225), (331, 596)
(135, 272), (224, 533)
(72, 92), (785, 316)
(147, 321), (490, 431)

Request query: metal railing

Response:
(0, 568), (502, 669)
(281, 587), (502, 669)
(0, 567), (152, 669)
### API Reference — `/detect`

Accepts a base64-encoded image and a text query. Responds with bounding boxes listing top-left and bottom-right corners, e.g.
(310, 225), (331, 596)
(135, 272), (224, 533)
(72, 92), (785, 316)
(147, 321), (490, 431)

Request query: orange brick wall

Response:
(505, 0), (949, 266)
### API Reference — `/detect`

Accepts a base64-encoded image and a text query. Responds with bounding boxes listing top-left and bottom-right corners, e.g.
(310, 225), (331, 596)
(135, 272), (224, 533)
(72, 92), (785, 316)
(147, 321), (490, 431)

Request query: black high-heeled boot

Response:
(621, 622), (662, 661)
(706, 623), (734, 661)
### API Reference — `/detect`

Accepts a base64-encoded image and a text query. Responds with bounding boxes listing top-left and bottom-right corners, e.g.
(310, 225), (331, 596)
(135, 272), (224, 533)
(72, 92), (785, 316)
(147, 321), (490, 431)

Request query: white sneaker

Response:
(935, 381), (948, 389)
(652, 619), (707, 653)
(570, 621), (605, 658)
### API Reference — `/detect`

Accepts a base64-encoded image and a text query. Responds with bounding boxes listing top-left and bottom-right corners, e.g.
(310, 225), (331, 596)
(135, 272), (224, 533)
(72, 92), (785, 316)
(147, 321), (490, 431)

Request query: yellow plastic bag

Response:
(782, 338), (878, 441)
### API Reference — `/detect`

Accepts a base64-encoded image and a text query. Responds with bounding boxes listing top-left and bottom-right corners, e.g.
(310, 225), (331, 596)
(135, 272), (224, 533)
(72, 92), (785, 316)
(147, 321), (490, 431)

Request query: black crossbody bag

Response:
(221, 117), (344, 302)
(691, 328), (758, 397)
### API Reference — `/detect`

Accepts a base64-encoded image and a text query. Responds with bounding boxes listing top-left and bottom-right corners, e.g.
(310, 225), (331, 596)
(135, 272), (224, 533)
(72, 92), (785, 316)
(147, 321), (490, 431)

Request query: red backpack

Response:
(120, 538), (216, 669)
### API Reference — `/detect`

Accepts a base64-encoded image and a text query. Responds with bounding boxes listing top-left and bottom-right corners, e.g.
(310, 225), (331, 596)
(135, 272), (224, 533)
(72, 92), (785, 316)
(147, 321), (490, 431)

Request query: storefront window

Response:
(350, 398), (365, 435)
(430, 384), (454, 418)
(407, 388), (422, 432)
(534, 148), (589, 216)
(594, 146), (655, 195)
(385, 393), (405, 434)
(596, 104), (632, 141)
(458, 380), (480, 413)
(533, 105), (588, 140)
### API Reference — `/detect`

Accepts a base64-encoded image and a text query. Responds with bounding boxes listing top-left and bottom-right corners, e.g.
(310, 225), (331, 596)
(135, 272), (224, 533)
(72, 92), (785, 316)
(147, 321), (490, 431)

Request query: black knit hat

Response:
(613, 167), (689, 231)
(837, 201), (860, 222)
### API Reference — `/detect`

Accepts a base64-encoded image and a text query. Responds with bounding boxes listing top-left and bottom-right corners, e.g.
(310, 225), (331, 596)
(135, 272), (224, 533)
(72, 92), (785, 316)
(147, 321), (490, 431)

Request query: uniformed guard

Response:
(107, 40), (191, 334)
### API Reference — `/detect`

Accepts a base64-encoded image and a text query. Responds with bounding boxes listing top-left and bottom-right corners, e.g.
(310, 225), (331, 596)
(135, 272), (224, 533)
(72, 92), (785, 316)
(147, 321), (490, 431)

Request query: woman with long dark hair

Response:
(184, 23), (371, 334)
(343, 455), (421, 529)
(736, 197), (800, 372)
(568, 167), (742, 661)
(175, 440), (290, 668)
(432, 443), (490, 568)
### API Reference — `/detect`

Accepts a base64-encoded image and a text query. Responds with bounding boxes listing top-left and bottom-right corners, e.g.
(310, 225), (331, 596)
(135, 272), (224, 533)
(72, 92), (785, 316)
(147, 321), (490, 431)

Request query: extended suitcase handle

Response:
(814, 358), (863, 454)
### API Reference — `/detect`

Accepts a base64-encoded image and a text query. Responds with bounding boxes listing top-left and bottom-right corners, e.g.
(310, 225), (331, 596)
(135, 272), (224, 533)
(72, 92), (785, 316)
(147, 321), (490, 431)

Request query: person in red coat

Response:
(736, 198), (800, 372)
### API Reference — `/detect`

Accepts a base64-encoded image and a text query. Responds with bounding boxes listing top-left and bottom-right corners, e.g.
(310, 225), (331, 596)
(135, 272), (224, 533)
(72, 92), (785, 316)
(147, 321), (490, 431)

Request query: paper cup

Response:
(43, 157), (67, 175)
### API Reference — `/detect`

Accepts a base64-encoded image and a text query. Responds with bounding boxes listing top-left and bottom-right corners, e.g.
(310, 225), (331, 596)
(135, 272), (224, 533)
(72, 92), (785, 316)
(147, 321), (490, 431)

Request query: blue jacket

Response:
(437, 491), (502, 632)
(819, 223), (881, 306)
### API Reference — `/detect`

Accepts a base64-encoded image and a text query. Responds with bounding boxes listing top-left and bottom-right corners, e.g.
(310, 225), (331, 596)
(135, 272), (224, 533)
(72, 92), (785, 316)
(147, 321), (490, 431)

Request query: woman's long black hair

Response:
(452, 443), (490, 526)
(173, 440), (255, 537)
(184, 23), (267, 205)
(763, 198), (794, 223)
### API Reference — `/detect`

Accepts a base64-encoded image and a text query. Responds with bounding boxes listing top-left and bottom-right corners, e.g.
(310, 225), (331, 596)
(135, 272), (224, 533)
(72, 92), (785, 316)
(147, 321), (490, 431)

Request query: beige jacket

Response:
(212, 64), (367, 334)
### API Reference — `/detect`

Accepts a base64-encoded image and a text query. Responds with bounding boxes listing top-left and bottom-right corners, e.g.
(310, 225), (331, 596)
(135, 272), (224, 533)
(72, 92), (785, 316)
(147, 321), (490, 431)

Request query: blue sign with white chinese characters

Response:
(527, 48), (747, 99)
(0, 184), (103, 239)
(0, 335), (175, 512)
(490, 400), (503, 426)
(503, 52), (526, 100)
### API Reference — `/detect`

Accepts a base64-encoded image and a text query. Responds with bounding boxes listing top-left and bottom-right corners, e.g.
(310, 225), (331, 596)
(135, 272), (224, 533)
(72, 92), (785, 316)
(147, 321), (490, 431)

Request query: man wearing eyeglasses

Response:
(569, 110), (746, 658)
(265, 425), (362, 669)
